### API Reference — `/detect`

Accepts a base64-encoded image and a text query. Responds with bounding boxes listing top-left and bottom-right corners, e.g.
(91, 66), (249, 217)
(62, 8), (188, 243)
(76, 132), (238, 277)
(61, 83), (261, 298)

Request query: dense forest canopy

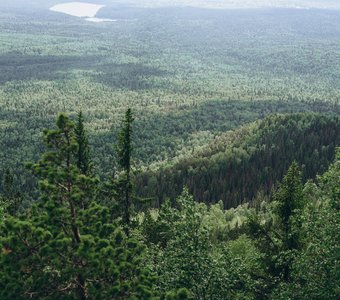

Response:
(136, 113), (339, 208)
(0, 1), (339, 298)
(0, 1), (339, 176)
(0, 114), (339, 299)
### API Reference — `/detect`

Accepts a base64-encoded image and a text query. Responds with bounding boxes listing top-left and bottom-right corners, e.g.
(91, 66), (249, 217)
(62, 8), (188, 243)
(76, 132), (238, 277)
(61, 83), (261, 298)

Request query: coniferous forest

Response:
(1, 112), (339, 299)
(0, 1), (339, 299)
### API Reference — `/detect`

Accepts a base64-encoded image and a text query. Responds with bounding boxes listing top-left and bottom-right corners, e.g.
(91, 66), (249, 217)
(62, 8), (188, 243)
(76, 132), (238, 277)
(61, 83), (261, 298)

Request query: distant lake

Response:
(50, 2), (116, 23)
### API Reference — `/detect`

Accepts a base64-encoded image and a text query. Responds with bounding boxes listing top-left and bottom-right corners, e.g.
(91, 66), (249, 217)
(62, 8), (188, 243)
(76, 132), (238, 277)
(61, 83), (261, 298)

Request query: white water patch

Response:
(50, 2), (116, 22)
(50, 2), (104, 17)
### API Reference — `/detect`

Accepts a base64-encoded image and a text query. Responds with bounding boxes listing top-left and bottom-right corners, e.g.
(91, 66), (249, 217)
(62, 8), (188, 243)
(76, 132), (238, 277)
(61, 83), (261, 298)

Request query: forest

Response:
(136, 113), (339, 207)
(1, 2), (340, 174)
(0, 0), (339, 298)
(0, 112), (339, 299)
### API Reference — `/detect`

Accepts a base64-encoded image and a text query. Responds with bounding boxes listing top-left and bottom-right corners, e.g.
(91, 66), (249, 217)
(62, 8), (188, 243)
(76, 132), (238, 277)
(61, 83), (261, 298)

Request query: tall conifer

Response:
(116, 108), (134, 232)
(275, 161), (304, 250)
(75, 111), (92, 176)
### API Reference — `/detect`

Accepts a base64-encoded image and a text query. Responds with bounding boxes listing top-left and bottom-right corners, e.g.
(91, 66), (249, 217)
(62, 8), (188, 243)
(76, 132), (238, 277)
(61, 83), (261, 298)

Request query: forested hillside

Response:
(136, 113), (339, 208)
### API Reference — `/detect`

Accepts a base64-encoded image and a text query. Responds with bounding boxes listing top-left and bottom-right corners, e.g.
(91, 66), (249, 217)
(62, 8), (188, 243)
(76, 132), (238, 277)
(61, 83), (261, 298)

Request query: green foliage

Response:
(317, 148), (340, 211)
(245, 163), (302, 294)
(275, 162), (304, 251)
(117, 108), (134, 174)
(0, 168), (22, 216)
(1, 4), (339, 298)
(0, 199), (4, 224)
(0, 114), (339, 299)
(139, 152), (339, 299)
(165, 288), (191, 300)
(142, 189), (263, 299)
(245, 152), (340, 298)
(273, 149), (340, 299)
(0, 205), (157, 299)
(0, 114), (158, 299)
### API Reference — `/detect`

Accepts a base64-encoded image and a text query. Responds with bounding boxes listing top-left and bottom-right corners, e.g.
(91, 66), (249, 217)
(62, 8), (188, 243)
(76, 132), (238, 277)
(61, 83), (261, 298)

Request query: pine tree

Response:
(0, 114), (158, 299)
(75, 111), (92, 176)
(116, 108), (134, 233)
(30, 113), (93, 299)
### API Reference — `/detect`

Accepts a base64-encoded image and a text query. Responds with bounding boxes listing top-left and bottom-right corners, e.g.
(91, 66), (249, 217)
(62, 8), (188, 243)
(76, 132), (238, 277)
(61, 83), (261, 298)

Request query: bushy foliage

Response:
(142, 189), (264, 299)
(0, 114), (159, 299)
(273, 150), (340, 299)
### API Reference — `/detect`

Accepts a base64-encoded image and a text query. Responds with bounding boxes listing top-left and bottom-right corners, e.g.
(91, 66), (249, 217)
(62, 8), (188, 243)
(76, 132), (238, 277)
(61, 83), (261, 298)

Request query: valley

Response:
(0, 1), (339, 299)
(0, 1), (339, 199)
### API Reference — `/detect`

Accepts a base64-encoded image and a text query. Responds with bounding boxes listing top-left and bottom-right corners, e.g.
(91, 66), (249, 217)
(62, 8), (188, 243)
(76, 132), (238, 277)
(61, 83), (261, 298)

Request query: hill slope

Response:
(136, 113), (339, 208)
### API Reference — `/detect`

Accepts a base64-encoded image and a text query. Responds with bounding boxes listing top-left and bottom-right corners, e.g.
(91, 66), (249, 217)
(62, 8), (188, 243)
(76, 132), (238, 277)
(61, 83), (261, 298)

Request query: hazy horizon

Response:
(2, 0), (340, 10)
(120, 0), (340, 10)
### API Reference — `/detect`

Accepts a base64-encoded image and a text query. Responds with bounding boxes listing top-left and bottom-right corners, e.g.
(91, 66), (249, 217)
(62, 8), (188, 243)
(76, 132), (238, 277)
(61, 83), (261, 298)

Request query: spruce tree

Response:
(275, 161), (304, 251)
(246, 161), (305, 295)
(274, 161), (304, 282)
(116, 108), (134, 232)
(75, 111), (92, 176)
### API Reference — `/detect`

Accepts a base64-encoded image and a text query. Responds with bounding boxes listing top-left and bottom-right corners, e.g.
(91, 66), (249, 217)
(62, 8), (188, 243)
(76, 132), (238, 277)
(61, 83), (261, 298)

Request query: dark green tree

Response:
(246, 161), (305, 296)
(0, 169), (22, 216)
(75, 111), (93, 176)
(0, 197), (4, 224)
(275, 161), (304, 253)
(116, 108), (134, 232)
(2, 169), (14, 197)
